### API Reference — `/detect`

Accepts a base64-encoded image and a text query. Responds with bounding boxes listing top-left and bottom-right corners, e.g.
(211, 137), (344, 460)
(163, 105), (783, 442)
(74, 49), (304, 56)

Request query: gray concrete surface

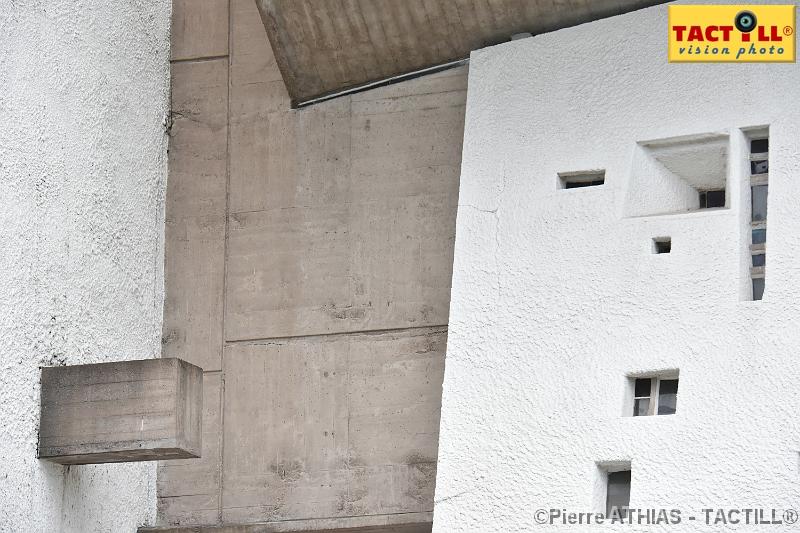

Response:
(255, 0), (669, 105)
(39, 359), (202, 465)
(159, 0), (465, 528)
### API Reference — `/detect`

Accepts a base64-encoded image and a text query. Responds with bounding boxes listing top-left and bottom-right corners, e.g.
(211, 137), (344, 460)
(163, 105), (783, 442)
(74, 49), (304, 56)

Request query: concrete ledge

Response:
(139, 512), (432, 533)
(38, 358), (203, 465)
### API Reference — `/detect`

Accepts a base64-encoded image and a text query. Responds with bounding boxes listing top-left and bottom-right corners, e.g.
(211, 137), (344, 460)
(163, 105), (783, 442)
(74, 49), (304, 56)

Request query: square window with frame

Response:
(629, 373), (679, 417)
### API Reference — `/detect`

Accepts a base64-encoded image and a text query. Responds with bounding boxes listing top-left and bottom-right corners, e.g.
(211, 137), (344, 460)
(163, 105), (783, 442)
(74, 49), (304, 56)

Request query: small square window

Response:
(652, 238), (671, 254)
(699, 189), (725, 208)
(629, 374), (678, 416)
(751, 138), (769, 153)
(752, 254), (765, 267)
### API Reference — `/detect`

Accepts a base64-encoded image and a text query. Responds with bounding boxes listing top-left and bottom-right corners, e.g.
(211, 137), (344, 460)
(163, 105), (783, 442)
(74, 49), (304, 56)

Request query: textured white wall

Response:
(435, 1), (800, 532)
(0, 1), (170, 531)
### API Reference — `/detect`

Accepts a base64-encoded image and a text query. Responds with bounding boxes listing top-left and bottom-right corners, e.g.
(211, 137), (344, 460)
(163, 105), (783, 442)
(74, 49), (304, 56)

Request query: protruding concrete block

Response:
(38, 358), (203, 465)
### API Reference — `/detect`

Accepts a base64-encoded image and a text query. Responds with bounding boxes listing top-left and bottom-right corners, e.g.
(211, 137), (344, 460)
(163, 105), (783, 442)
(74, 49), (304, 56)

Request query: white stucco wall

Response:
(0, 1), (171, 531)
(435, 1), (800, 532)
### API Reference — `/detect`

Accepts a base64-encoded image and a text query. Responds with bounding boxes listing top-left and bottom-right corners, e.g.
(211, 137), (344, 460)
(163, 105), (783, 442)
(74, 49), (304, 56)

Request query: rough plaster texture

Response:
(160, 0), (465, 528)
(434, 2), (800, 532)
(0, 0), (170, 530)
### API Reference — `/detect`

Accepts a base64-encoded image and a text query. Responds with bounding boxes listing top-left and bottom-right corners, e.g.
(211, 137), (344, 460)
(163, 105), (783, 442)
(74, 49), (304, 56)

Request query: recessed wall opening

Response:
(626, 371), (679, 416)
(595, 461), (632, 519)
(745, 128), (769, 301)
(624, 133), (729, 217)
(652, 237), (671, 254)
(559, 170), (605, 189)
(698, 189), (726, 208)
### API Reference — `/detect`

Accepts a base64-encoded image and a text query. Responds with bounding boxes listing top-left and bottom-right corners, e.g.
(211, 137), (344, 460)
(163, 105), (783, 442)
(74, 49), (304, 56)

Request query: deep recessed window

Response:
(652, 238), (671, 254)
(751, 138), (769, 153)
(748, 132), (769, 301)
(559, 170), (605, 189)
(698, 189), (726, 208)
(606, 470), (631, 518)
(631, 374), (679, 416)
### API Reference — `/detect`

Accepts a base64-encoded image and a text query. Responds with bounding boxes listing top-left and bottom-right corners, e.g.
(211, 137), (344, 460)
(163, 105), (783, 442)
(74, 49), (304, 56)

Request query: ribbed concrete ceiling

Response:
(256, 0), (668, 107)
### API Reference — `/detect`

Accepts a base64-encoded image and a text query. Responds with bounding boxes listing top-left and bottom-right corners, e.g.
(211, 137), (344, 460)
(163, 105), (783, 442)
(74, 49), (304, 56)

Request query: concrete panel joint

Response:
(38, 358), (203, 465)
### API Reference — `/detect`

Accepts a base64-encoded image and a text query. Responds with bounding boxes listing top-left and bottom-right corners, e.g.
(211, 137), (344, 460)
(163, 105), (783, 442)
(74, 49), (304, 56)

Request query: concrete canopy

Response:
(256, 0), (669, 107)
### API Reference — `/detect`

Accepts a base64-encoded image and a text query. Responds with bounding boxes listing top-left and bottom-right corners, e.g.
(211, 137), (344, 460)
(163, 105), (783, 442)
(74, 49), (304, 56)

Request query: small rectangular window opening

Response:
(630, 374), (679, 417)
(698, 189), (726, 208)
(606, 470), (631, 518)
(652, 238), (671, 254)
(559, 170), (605, 189)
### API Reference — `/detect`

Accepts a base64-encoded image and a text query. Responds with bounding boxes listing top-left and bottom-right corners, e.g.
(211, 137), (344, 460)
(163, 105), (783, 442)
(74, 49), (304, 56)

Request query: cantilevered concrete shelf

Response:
(38, 358), (202, 465)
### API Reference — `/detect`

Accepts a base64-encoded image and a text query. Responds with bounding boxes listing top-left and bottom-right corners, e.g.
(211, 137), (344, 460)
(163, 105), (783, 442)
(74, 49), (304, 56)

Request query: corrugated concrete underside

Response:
(255, 0), (668, 105)
(155, 0), (465, 530)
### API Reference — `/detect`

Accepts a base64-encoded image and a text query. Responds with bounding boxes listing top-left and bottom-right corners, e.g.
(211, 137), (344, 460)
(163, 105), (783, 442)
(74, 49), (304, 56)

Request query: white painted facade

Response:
(0, 1), (171, 531)
(434, 2), (800, 532)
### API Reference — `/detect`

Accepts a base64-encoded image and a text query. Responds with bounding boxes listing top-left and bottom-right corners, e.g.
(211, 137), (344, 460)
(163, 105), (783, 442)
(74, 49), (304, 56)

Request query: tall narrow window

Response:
(606, 470), (631, 518)
(748, 133), (768, 300)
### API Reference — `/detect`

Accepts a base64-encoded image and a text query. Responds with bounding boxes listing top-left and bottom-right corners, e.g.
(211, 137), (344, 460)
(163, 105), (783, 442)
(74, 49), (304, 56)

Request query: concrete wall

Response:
(0, 0), (171, 531)
(435, 2), (800, 532)
(160, 0), (466, 528)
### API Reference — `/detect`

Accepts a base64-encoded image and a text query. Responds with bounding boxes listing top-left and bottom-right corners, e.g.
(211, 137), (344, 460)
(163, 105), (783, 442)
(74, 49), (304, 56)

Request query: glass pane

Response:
(752, 254), (765, 267)
(634, 378), (652, 397)
(706, 189), (726, 208)
(751, 159), (769, 174)
(751, 185), (768, 221)
(657, 379), (679, 415)
(751, 138), (769, 153)
(606, 470), (631, 517)
(752, 228), (766, 244)
(633, 398), (650, 417)
(753, 278), (765, 301)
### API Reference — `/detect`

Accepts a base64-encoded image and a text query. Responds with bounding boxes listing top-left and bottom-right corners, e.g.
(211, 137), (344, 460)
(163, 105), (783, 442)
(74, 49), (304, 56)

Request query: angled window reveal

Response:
(625, 133), (729, 217)
(652, 237), (671, 254)
(559, 170), (605, 189)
